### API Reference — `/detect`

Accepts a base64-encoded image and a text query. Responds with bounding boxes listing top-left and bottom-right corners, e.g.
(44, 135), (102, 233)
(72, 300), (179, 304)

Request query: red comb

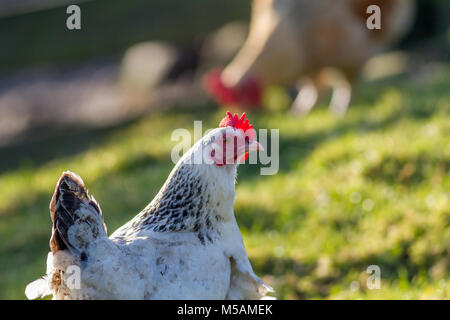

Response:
(219, 112), (255, 139)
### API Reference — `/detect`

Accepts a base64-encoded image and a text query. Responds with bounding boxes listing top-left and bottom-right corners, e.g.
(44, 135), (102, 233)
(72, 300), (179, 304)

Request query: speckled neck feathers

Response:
(126, 141), (238, 245)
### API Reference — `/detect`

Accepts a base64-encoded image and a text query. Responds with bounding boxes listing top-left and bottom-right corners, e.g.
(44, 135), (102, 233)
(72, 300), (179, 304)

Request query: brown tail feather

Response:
(49, 171), (105, 255)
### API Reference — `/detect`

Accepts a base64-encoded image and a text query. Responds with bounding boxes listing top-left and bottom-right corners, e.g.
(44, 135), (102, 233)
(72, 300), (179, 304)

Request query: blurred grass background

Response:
(0, 0), (449, 299)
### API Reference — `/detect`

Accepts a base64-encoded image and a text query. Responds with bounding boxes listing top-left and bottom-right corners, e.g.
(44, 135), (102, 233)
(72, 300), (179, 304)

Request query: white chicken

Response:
(25, 112), (273, 300)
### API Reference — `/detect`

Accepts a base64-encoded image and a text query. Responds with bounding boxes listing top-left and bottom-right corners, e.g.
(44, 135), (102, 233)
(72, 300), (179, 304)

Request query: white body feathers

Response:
(26, 127), (273, 300)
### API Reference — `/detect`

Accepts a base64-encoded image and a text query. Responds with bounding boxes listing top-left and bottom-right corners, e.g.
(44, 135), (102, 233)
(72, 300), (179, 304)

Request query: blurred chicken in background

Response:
(203, 0), (416, 116)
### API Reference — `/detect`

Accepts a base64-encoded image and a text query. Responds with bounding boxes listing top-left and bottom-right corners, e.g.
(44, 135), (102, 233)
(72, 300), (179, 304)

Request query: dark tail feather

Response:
(49, 171), (106, 255)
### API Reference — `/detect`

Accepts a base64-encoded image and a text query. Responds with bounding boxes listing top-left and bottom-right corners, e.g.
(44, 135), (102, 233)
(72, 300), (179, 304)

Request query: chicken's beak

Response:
(247, 140), (264, 153)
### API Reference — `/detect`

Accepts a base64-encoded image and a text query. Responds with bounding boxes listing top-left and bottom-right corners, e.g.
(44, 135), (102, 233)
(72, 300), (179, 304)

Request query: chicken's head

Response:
(206, 111), (263, 167)
(202, 69), (262, 109)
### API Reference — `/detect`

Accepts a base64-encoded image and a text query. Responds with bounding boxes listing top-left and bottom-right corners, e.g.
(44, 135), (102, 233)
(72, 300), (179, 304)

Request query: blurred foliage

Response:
(404, 0), (449, 42)
(0, 0), (249, 73)
(1, 0), (449, 74)
(0, 65), (448, 299)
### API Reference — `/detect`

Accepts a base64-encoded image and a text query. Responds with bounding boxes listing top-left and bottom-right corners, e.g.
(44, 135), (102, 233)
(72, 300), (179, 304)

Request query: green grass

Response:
(0, 65), (449, 300)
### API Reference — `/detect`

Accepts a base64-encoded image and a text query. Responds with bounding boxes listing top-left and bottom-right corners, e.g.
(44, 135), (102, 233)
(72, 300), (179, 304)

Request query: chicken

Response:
(25, 112), (273, 300)
(203, 0), (415, 115)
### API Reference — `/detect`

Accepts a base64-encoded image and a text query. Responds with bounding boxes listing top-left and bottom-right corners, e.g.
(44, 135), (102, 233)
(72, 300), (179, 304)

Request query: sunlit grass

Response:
(0, 65), (449, 299)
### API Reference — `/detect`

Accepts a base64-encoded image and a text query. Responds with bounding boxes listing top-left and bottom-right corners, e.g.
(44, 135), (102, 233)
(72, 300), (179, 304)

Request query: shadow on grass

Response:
(0, 117), (141, 175)
(0, 103), (218, 175)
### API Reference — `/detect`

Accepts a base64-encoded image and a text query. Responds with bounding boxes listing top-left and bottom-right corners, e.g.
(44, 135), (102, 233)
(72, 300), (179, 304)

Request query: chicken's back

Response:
(114, 230), (232, 299)
(110, 216), (270, 300)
